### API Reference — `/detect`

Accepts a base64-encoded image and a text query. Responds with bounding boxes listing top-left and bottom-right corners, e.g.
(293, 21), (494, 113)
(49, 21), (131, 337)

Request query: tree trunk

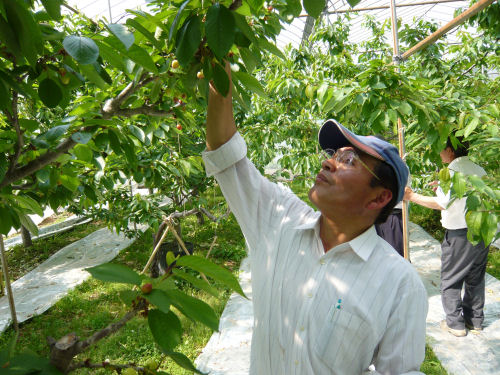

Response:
(21, 225), (33, 248)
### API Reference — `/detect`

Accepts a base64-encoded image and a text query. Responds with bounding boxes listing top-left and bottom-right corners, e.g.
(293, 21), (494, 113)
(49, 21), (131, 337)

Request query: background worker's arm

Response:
(404, 186), (444, 210)
(206, 64), (237, 151)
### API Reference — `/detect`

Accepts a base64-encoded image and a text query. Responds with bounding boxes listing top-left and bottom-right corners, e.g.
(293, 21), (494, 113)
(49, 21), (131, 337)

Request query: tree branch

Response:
(48, 306), (144, 373)
(0, 137), (76, 189)
(75, 310), (138, 353)
(6, 91), (22, 176)
(102, 76), (160, 118)
(110, 106), (176, 118)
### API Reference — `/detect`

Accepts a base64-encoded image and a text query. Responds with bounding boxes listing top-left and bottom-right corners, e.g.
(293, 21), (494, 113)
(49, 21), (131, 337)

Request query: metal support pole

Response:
(390, 0), (411, 261)
(107, 0), (113, 23)
(0, 235), (18, 331)
(298, 0), (466, 16)
(401, 0), (495, 60)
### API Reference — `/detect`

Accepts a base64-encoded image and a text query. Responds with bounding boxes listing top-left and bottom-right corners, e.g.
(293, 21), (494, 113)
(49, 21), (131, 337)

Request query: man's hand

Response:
(403, 186), (414, 201)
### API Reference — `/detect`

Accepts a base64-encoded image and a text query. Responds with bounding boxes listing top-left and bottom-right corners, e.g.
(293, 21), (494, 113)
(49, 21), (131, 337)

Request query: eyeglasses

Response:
(320, 148), (380, 180)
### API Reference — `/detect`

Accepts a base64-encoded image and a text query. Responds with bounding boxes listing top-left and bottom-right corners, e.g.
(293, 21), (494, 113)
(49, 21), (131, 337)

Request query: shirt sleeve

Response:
(370, 277), (428, 375)
(202, 132), (307, 251)
(434, 186), (449, 209)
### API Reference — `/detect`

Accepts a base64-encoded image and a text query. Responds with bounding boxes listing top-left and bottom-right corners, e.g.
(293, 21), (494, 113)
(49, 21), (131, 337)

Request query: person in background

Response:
(203, 64), (428, 374)
(405, 136), (488, 337)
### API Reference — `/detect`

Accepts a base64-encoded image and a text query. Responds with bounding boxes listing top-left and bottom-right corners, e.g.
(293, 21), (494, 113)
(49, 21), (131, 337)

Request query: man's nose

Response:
(322, 158), (337, 171)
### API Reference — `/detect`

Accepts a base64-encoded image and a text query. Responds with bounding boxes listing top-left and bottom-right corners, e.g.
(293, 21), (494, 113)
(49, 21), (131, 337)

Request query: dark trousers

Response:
(440, 228), (489, 329)
(375, 209), (404, 257)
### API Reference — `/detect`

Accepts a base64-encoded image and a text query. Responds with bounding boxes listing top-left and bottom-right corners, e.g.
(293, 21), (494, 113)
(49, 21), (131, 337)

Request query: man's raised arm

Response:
(206, 65), (237, 151)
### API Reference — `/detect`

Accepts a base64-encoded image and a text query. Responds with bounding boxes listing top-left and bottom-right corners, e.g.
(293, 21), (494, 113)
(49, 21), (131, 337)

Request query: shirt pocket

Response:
(314, 308), (372, 372)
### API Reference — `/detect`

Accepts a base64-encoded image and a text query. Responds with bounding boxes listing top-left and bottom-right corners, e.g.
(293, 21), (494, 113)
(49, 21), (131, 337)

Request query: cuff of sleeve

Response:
(202, 132), (247, 176)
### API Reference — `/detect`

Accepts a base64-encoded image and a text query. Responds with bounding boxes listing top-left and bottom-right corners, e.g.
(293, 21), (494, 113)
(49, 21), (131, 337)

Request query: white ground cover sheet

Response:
(196, 222), (500, 375)
(0, 227), (141, 333)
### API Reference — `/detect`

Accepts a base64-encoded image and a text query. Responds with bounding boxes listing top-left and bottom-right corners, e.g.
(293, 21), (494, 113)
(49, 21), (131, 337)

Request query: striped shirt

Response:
(203, 132), (428, 375)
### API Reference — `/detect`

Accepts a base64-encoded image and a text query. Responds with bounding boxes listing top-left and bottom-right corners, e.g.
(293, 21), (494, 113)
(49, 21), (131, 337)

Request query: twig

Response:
(6, 91), (22, 176)
(205, 235), (218, 259)
(141, 224), (170, 274)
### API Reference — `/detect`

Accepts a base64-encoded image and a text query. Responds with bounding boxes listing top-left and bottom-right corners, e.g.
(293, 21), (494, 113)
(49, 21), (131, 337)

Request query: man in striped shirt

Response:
(203, 67), (428, 375)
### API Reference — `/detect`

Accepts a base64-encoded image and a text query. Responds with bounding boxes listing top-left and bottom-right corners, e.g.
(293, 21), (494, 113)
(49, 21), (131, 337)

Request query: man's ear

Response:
(366, 188), (393, 210)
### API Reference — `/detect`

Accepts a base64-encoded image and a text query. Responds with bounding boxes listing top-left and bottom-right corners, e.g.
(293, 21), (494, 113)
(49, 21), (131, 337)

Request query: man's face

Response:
(440, 147), (454, 164)
(308, 146), (381, 216)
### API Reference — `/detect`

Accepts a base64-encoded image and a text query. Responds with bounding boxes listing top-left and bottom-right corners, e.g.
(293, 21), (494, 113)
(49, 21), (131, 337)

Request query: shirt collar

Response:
(294, 213), (379, 261)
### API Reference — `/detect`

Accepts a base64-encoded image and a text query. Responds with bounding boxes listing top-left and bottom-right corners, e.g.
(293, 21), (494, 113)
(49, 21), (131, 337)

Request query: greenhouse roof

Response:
(65, 0), (478, 52)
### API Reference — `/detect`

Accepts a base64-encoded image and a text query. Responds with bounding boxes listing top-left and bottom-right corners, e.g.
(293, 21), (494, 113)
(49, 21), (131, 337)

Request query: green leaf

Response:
(465, 211), (483, 237)
(0, 206), (14, 235)
(468, 175), (486, 192)
(169, 0), (191, 41)
(233, 13), (257, 43)
(466, 194), (481, 211)
(175, 15), (201, 67)
(40, 0), (63, 20)
(63, 36), (99, 65)
(38, 79), (62, 108)
(85, 263), (142, 286)
(233, 71), (268, 99)
(163, 351), (205, 374)
(11, 195), (43, 215)
(464, 117), (479, 138)
(172, 269), (219, 298)
(19, 119), (39, 132)
(79, 64), (109, 89)
(397, 102), (412, 116)
(4, 0), (43, 66)
(73, 144), (93, 162)
(481, 213), (498, 246)
(303, 0), (326, 19)
(451, 172), (466, 198)
(256, 37), (285, 60)
(346, 0), (361, 7)
(0, 153), (7, 182)
(239, 47), (258, 73)
(148, 309), (182, 351)
(126, 18), (163, 50)
(126, 45), (158, 73)
(128, 125), (145, 143)
(18, 213), (39, 236)
(0, 79), (10, 112)
(176, 255), (245, 297)
(108, 23), (134, 50)
(119, 290), (140, 306)
(371, 82), (387, 89)
(163, 289), (219, 331)
(212, 62), (229, 97)
(144, 289), (171, 314)
(59, 175), (80, 192)
(206, 4), (235, 60)
(247, 0), (264, 12)
(45, 125), (69, 142)
(71, 132), (92, 144)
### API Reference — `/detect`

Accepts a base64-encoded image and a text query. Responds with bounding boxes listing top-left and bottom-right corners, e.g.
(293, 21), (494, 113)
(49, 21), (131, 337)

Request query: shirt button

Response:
(295, 360), (299, 365)
(307, 293), (313, 298)
(319, 259), (326, 265)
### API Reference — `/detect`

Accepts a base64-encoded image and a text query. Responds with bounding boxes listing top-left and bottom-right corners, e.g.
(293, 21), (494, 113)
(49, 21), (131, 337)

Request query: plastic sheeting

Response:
(0, 227), (143, 333)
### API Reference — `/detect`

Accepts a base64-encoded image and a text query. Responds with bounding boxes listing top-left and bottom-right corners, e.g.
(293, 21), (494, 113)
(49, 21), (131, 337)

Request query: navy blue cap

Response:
(318, 119), (408, 202)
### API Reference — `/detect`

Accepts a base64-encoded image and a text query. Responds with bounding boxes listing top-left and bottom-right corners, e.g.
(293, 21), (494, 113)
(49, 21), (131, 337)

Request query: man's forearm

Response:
(407, 192), (443, 211)
(206, 66), (237, 151)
